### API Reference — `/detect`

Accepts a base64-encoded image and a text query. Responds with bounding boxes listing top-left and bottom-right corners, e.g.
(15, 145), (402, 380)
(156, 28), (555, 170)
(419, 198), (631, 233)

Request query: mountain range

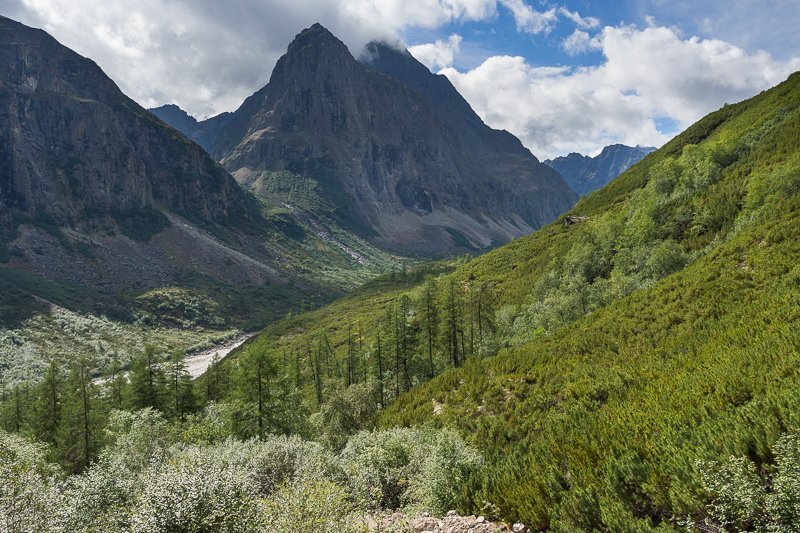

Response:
(152, 23), (576, 255)
(0, 17), (574, 378)
(544, 144), (656, 196)
(2, 9), (800, 532)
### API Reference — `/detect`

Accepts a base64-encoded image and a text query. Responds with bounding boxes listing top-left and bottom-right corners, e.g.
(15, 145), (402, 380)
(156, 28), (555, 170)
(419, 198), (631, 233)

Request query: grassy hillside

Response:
(226, 71), (800, 528)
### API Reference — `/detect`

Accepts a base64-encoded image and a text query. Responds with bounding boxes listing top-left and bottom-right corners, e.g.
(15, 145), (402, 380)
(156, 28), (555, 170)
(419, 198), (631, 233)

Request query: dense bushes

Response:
(341, 427), (482, 514)
(0, 407), (482, 531)
(377, 72), (800, 529)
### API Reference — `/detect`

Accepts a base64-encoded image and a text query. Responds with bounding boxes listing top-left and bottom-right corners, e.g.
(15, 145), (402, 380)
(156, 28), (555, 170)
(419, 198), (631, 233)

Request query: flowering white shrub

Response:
(0, 431), (58, 532)
(0, 419), (483, 530)
(130, 458), (265, 532)
(699, 433), (800, 531)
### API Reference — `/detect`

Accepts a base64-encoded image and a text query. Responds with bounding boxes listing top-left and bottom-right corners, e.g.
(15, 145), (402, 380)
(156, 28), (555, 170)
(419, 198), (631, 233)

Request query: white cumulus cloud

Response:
(498, 0), (557, 34)
(8, 0), (501, 118)
(409, 34), (463, 70)
(558, 7), (599, 29)
(562, 29), (592, 55)
(440, 24), (800, 159)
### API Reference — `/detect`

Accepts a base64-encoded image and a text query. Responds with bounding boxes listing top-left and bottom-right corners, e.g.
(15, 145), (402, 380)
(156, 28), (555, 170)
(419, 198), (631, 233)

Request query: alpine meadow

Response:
(1, 3), (800, 532)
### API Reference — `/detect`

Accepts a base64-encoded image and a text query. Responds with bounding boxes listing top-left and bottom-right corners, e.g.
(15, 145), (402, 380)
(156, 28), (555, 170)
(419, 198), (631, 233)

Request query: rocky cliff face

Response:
(0, 16), (261, 233)
(186, 24), (575, 255)
(0, 16), (286, 291)
(545, 144), (656, 196)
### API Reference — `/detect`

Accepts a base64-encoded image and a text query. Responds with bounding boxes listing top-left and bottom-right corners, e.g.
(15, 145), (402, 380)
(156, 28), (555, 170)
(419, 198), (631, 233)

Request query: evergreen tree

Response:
(235, 346), (277, 439)
(0, 384), (31, 433)
(57, 358), (100, 473)
(374, 331), (385, 408)
(129, 346), (166, 411)
(420, 277), (440, 378)
(167, 351), (195, 420)
(32, 361), (62, 445)
(106, 357), (126, 409)
(204, 352), (230, 402)
(440, 278), (463, 367)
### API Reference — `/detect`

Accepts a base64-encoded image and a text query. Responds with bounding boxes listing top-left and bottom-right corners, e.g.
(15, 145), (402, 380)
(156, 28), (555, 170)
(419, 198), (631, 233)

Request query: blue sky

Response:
(404, 0), (800, 69)
(3, 0), (798, 158)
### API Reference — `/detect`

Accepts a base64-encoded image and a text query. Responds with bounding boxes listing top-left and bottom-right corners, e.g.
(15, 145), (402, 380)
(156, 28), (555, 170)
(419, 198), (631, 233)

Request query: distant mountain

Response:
(149, 104), (232, 154)
(155, 24), (576, 255)
(545, 144), (656, 196)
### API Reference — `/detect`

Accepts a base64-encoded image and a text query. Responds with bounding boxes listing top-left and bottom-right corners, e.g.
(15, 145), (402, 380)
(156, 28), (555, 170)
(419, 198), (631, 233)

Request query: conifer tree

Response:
(440, 278), (463, 367)
(167, 351), (195, 420)
(375, 331), (385, 408)
(106, 357), (126, 409)
(57, 358), (100, 473)
(420, 277), (439, 377)
(234, 346), (275, 439)
(129, 346), (166, 411)
(32, 360), (62, 445)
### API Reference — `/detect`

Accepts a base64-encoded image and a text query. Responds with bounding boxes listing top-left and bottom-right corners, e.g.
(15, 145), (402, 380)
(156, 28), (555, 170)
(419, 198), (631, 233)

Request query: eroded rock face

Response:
(0, 15), (259, 233)
(190, 23), (576, 255)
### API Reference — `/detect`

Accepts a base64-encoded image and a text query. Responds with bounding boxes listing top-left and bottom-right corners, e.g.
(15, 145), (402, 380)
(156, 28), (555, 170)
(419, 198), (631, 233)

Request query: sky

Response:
(2, 0), (799, 159)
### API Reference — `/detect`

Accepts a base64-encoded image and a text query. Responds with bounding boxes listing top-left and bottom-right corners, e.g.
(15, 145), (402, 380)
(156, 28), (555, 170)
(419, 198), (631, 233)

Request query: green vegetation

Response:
(378, 73), (800, 529)
(199, 71), (800, 529)
(0, 386), (480, 531)
(1, 64), (798, 533)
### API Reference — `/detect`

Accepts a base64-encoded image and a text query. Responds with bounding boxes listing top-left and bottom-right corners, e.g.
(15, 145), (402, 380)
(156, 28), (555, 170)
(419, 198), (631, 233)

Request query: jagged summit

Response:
(286, 24), (346, 61)
(545, 144), (656, 195)
(157, 24), (576, 255)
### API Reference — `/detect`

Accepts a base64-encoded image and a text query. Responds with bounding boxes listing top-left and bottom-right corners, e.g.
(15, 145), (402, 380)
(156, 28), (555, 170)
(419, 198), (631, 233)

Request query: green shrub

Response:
(340, 427), (482, 514)
(264, 479), (361, 532)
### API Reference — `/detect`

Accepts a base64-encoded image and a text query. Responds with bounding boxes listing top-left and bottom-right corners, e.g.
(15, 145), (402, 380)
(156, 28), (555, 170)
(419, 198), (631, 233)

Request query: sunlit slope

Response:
(380, 72), (800, 529)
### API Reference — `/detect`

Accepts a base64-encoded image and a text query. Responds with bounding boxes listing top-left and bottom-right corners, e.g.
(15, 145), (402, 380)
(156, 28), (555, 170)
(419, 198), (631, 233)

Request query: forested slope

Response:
(380, 73), (800, 529)
(221, 71), (800, 528)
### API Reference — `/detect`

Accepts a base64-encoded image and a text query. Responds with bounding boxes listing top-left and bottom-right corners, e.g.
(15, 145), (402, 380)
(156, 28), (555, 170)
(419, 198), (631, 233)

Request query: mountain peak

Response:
(287, 22), (346, 53)
(545, 144), (654, 196)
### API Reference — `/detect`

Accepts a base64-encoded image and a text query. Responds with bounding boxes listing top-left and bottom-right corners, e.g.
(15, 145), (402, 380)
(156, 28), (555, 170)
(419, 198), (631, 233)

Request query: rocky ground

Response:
(365, 511), (532, 532)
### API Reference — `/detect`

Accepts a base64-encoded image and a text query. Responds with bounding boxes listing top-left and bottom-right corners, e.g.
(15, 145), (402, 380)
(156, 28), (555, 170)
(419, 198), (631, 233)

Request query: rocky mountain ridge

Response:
(153, 24), (577, 256)
(544, 144), (656, 196)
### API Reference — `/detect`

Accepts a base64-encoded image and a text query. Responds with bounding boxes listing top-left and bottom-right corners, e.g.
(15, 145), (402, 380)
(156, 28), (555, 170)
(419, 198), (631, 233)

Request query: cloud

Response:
(9, 0), (500, 118)
(558, 7), (599, 29)
(498, 0), (557, 34)
(6, 1), (799, 159)
(440, 24), (800, 159)
(562, 29), (592, 55)
(409, 34), (463, 70)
